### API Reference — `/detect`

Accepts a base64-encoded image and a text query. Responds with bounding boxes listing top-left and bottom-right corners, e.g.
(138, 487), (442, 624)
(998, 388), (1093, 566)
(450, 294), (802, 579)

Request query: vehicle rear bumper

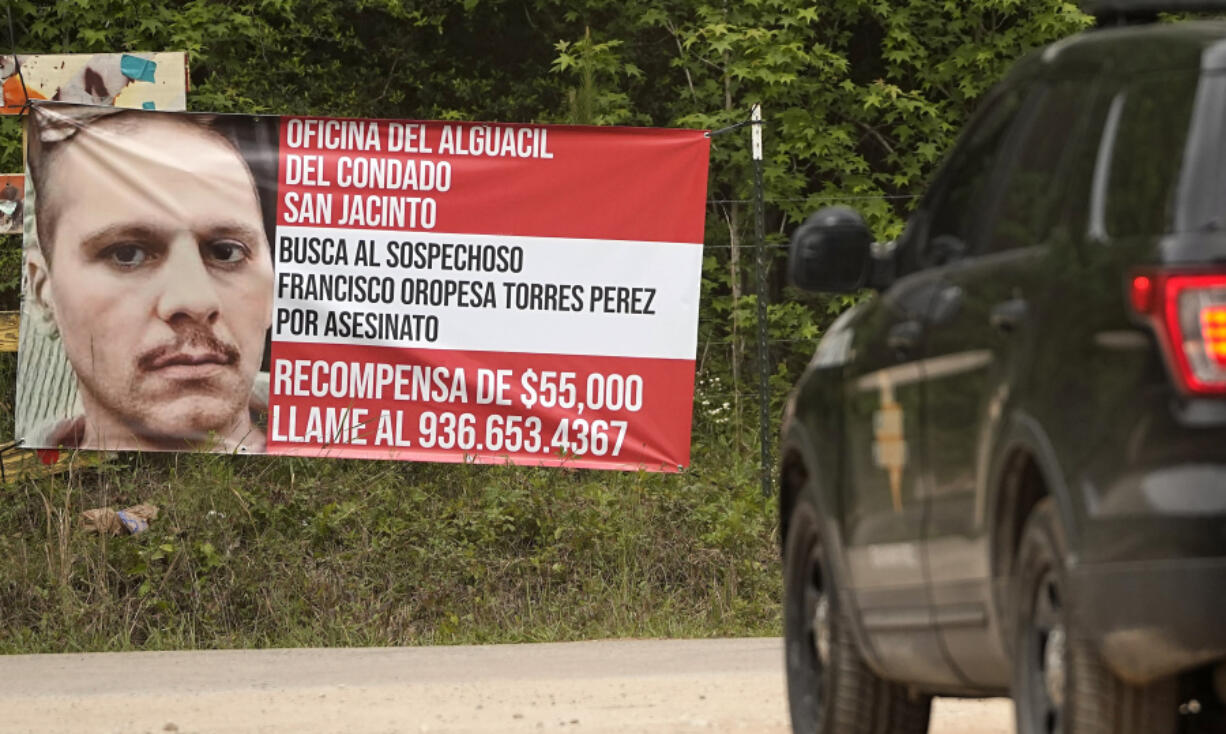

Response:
(1071, 556), (1226, 684)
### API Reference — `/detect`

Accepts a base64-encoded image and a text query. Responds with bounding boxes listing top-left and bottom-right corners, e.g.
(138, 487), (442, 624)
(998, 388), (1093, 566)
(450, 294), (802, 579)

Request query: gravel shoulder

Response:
(0, 638), (1011, 733)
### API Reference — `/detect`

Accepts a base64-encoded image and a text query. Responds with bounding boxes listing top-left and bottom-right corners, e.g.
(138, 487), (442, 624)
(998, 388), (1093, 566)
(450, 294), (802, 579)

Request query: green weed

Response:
(0, 426), (780, 653)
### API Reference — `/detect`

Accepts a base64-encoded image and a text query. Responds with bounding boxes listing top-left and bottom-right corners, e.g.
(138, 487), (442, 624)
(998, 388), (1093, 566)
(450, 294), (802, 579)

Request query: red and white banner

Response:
(268, 119), (709, 470)
(19, 105), (709, 470)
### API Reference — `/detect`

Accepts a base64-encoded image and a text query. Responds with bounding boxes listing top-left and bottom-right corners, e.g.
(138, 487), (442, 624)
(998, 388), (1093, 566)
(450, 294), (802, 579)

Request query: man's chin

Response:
(128, 397), (252, 447)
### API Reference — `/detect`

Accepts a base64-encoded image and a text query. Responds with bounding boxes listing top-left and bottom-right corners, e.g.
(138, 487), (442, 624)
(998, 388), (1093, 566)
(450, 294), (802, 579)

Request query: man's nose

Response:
(154, 235), (221, 325)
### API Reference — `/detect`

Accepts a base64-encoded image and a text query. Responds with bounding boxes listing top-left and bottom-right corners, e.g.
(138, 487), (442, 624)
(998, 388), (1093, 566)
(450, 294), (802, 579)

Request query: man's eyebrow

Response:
(73, 221), (267, 251)
(198, 220), (268, 245)
(77, 223), (169, 252)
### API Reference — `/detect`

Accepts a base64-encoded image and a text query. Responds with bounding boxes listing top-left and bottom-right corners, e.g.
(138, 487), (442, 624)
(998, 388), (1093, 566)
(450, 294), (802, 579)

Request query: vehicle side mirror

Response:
(787, 206), (873, 293)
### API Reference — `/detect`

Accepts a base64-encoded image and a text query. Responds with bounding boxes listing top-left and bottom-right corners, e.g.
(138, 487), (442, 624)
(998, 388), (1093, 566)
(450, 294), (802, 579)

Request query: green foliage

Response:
(0, 449), (778, 651)
(552, 28), (647, 125)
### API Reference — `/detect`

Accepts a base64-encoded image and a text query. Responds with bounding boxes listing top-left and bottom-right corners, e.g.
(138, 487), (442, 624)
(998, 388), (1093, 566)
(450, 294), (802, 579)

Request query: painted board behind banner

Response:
(0, 174), (22, 234)
(17, 102), (710, 472)
(1, 53), (188, 114)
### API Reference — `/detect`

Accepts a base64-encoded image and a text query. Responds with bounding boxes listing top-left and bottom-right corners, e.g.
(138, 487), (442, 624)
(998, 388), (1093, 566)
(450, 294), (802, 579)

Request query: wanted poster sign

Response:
(18, 103), (710, 472)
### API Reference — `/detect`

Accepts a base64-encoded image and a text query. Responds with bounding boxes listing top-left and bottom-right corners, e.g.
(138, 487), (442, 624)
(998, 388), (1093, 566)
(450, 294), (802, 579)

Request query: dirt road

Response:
(0, 638), (1011, 733)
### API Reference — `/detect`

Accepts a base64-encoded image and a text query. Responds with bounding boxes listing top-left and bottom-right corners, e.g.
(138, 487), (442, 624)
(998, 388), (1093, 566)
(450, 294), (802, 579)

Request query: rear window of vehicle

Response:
(1099, 69), (1200, 237)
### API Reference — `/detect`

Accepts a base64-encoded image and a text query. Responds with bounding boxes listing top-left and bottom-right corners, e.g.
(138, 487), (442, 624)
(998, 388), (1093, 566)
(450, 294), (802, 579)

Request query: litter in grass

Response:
(81, 503), (159, 535)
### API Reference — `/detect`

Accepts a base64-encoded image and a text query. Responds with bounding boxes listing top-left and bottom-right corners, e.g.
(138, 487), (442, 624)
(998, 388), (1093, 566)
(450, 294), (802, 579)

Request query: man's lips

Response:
(147, 350), (233, 370)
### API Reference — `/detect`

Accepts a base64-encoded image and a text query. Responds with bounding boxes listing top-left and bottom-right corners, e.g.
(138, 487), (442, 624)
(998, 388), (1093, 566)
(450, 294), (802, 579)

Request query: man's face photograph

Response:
(27, 112), (274, 451)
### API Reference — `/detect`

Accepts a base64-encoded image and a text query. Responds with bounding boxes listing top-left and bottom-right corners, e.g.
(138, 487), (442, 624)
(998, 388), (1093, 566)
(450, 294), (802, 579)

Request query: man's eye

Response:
(107, 244), (148, 267)
(205, 240), (249, 264)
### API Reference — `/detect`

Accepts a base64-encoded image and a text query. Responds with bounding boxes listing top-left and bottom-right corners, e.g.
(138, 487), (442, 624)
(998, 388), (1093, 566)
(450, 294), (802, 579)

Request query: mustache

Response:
(137, 329), (241, 371)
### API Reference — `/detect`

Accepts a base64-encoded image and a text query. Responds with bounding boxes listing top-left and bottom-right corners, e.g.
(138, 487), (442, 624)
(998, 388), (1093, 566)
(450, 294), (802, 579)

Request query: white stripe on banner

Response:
(271, 227), (703, 360)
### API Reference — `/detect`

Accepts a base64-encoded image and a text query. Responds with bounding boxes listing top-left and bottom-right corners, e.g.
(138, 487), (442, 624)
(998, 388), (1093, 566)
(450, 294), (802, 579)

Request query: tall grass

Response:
(0, 408), (781, 653)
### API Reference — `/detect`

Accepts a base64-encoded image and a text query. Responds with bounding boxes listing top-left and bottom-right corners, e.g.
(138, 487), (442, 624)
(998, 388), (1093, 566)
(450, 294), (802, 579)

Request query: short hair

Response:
(26, 106), (261, 264)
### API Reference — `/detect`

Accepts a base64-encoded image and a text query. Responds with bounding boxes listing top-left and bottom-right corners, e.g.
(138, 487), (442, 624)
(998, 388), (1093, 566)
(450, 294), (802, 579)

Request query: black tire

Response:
(784, 488), (932, 734)
(1012, 498), (1179, 734)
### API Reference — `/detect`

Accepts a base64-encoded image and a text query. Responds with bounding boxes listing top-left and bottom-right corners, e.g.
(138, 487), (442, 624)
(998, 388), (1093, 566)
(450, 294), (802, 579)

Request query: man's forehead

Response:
(43, 116), (265, 242)
(50, 116), (251, 181)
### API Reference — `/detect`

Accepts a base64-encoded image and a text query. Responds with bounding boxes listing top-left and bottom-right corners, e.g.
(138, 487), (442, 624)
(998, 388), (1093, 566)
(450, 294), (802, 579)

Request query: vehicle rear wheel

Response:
(784, 488), (932, 734)
(1012, 498), (1178, 734)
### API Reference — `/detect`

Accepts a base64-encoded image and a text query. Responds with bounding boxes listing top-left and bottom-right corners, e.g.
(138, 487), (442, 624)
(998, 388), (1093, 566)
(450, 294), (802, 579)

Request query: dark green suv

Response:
(779, 4), (1226, 733)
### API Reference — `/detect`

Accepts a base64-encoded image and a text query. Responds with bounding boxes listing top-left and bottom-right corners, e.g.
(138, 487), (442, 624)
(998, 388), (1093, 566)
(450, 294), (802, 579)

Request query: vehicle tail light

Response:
(1202, 305), (1226, 368)
(1129, 271), (1226, 395)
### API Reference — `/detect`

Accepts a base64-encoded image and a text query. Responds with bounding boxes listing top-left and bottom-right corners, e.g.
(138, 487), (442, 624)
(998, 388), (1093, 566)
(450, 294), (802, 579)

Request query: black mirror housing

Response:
(787, 206), (873, 293)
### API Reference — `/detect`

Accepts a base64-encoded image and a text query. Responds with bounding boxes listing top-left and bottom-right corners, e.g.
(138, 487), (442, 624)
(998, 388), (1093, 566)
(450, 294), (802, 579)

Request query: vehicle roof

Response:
(1089, 0), (1226, 15)
(1009, 20), (1226, 83)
